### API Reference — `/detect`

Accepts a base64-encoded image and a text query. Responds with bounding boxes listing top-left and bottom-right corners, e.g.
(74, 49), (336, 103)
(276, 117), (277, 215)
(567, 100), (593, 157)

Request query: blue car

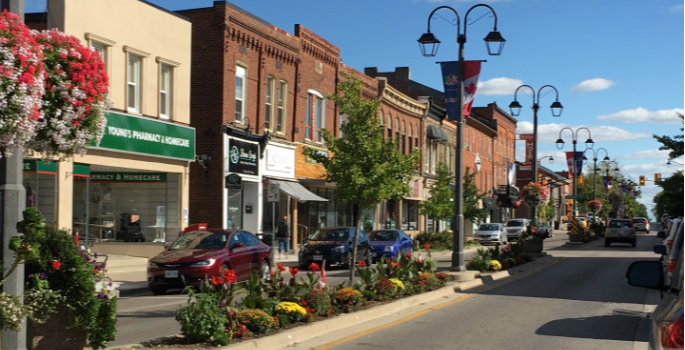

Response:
(298, 227), (372, 269)
(368, 229), (413, 261)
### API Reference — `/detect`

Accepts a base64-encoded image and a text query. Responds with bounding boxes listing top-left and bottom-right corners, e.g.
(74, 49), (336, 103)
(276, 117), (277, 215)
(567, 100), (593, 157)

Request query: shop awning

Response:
(269, 179), (328, 202)
(483, 197), (498, 210)
(427, 125), (448, 143)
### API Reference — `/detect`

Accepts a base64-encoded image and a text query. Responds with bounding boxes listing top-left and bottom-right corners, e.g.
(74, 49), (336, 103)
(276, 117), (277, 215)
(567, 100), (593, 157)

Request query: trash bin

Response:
(554, 221), (560, 230)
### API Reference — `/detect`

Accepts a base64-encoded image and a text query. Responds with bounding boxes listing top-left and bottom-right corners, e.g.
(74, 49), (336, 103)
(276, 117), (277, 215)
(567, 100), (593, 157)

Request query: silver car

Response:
(505, 219), (529, 241)
(475, 223), (507, 245)
(604, 219), (636, 247)
(632, 217), (650, 233)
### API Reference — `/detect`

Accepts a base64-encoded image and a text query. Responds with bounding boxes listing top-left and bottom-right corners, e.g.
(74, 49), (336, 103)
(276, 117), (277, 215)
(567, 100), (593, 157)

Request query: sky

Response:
(27, 0), (685, 218)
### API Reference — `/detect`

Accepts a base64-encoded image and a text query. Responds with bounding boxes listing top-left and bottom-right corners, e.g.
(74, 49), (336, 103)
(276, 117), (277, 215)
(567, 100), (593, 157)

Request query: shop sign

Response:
(93, 111), (196, 161)
(22, 160), (57, 174)
(225, 173), (242, 189)
(264, 144), (295, 178)
(227, 138), (259, 175)
(304, 146), (328, 164)
(90, 172), (167, 183)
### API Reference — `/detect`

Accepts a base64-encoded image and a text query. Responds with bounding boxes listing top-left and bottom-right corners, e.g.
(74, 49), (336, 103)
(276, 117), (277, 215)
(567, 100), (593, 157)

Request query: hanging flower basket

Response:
(0, 10), (45, 156)
(521, 182), (549, 208)
(29, 29), (109, 158)
(587, 199), (602, 213)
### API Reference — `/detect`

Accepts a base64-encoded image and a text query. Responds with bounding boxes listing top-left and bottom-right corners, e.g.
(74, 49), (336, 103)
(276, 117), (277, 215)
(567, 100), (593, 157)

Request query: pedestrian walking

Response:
(276, 215), (290, 259)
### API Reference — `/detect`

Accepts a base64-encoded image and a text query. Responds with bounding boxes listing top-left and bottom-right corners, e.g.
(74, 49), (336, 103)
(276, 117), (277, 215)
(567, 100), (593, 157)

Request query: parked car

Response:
(604, 219), (636, 247)
(505, 219), (529, 241)
(625, 243), (683, 350)
(538, 222), (554, 238)
(654, 223), (684, 287)
(368, 229), (413, 261)
(632, 217), (650, 233)
(475, 223), (508, 245)
(662, 218), (683, 248)
(298, 227), (372, 269)
(147, 229), (272, 295)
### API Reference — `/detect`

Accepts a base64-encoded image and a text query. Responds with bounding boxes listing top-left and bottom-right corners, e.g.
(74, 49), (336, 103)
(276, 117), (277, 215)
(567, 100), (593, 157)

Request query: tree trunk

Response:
(348, 204), (363, 286)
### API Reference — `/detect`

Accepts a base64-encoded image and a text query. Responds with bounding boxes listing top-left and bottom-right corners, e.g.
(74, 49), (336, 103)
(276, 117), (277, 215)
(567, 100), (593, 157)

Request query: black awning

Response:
(427, 125), (448, 143)
(483, 197), (498, 210)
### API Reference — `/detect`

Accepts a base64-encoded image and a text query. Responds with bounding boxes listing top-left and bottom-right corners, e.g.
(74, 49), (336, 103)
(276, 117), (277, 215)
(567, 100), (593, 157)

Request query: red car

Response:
(147, 229), (272, 295)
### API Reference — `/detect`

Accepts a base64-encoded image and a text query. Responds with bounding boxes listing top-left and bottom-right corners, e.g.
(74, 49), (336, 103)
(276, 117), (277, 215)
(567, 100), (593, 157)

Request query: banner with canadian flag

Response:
(440, 61), (482, 121)
(565, 151), (584, 176)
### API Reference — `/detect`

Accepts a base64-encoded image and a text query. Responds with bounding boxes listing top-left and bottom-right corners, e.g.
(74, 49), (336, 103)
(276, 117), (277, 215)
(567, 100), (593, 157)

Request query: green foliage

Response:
(237, 309), (275, 335)
(653, 113), (684, 160)
(420, 163), (454, 221)
(301, 289), (332, 317)
(463, 167), (488, 224)
(175, 289), (230, 345)
(652, 171), (684, 219)
(415, 231), (453, 250)
(242, 271), (277, 311)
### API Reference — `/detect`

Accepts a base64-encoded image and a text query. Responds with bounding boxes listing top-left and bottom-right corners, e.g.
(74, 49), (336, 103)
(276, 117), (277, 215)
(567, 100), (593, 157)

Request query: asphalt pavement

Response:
(291, 231), (662, 350)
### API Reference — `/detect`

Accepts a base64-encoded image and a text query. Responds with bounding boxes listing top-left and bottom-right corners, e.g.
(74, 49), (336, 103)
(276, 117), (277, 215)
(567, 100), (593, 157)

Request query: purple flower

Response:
(40, 273), (46, 279)
(94, 253), (98, 259)
(97, 293), (103, 299)
(108, 282), (112, 287)
(85, 256), (90, 261)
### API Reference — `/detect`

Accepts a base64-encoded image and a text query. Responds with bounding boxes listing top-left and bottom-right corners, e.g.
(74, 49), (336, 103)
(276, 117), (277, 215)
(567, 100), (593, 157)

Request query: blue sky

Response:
(27, 0), (684, 217)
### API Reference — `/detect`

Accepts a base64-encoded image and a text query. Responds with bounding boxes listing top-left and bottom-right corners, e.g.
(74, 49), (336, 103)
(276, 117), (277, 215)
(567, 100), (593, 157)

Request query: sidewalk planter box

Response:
(523, 239), (543, 253)
(569, 232), (584, 243)
(27, 305), (88, 350)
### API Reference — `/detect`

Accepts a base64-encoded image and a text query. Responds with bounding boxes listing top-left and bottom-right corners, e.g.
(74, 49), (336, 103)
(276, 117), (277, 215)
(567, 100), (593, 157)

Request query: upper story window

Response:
(127, 54), (142, 113)
(395, 118), (400, 145)
(414, 126), (419, 155)
(265, 77), (288, 134)
(386, 115), (392, 140)
(91, 42), (107, 70)
(235, 65), (246, 123)
(465, 127), (469, 151)
(265, 76), (274, 130)
(277, 80), (287, 134)
(159, 64), (172, 119)
(408, 124), (413, 152)
(425, 140), (430, 174)
(86, 33), (115, 76)
(305, 89), (325, 141)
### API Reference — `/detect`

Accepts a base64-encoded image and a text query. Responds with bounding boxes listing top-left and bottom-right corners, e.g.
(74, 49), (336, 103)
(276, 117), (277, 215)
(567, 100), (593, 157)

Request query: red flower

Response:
(357, 261), (367, 267)
(289, 267), (299, 276)
(424, 244), (430, 251)
(221, 269), (237, 284)
(277, 263), (286, 272)
(51, 261), (61, 269)
(211, 276), (221, 286)
(301, 300), (308, 306)
(406, 253), (412, 259)
(330, 309), (335, 314)
(92, 269), (98, 274)
(308, 262), (320, 272)
(348, 301), (354, 306)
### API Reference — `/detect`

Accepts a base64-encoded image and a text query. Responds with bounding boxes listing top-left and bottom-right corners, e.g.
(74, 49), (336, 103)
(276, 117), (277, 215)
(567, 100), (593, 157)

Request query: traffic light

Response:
(578, 174), (584, 187)
(654, 173), (661, 184)
(639, 175), (645, 186)
(537, 174), (543, 183)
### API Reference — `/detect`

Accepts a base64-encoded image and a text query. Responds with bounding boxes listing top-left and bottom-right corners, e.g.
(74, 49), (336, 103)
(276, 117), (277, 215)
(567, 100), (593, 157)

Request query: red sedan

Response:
(147, 229), (272, 295)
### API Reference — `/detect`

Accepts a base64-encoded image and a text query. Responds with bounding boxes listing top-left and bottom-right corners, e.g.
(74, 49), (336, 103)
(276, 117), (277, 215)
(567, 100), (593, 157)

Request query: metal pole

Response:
(593, 158), (597, 200)
(572, 141), (577, 218)
(1, 1), (27, 349)
(531, 104), (539, 224)
(452, 36), (465, 272)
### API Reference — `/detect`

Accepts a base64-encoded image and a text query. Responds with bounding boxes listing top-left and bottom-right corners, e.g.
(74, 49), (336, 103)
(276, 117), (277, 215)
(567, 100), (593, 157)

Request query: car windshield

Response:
(369, 230), (399, 241)
(310, 228), (350, 241)
(479, 224), (500, 231)
(169, 231), (228, 250)
(506, 221), (524, 227)
(609, 221), (631, 228)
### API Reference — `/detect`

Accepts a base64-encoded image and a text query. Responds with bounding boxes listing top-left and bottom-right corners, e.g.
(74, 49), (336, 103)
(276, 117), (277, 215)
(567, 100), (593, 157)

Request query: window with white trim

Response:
(305, 90), (325, 141)
(408, 124), (413, 151)
(431, 141), (437, 174)
(277, 80), (287, 133)
(387, 115), (392, 140)
(127, 54), (141, 113)
(265, 76), (274, 130)
(235, 65), (246, 123)
(425, 140), (430, 173)
(159, 64), (172, 119)
(339, 113), (346, 138)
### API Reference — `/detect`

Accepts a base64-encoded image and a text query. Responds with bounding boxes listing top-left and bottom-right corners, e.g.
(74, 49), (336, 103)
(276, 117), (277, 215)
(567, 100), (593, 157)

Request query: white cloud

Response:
(571, 78), (616, 92)
(477, 77), (524, 96)
(516, 121), (652, 144)
(619, 149), (671, 160)
(597, 107), (684, 124)
(670, 4), (684, 12)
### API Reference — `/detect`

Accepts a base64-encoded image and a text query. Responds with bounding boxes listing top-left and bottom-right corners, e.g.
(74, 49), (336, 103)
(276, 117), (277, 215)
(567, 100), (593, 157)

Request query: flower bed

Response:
(466, 243), (534, 272)
(165, 246), (447, 347)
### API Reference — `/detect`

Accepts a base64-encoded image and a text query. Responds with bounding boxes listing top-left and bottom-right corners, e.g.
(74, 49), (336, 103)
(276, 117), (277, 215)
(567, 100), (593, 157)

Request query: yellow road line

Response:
(313, 257), (566, 350)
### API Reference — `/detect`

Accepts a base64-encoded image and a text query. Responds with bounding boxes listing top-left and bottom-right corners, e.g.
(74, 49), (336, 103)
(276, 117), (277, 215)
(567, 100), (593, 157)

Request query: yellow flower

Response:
(277, 302), (307, 316)
(490, 260), (502, 271)
(389, 278), (405, 290)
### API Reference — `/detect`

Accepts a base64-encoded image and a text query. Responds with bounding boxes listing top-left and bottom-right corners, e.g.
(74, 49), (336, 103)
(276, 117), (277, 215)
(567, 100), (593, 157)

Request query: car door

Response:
(242, 232), (262, 276)
(400, 231), (412, 252)
(227, 231), (250, 279)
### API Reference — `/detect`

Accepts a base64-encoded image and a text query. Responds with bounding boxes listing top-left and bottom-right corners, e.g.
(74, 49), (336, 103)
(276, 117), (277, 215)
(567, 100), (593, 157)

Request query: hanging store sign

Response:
(93, 111), (196, 161)
(227, 138), (259, 175)
(225, 173), (242, 189)
(90, 172), (167, 183)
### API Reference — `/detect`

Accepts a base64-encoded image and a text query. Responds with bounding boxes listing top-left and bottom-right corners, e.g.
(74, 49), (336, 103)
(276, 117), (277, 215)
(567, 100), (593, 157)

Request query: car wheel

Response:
(261, 260), (271, 280)
(149, 285), (166, 295)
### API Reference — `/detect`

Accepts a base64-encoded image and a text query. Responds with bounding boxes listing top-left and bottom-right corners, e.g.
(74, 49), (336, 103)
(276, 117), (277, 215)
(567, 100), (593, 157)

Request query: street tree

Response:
(420, 163), (454, 228)
(305, 75), (419, 285)
(652, 171), (684, 219)
(463, 167), (488, 225)
(653, 113), (684, 160)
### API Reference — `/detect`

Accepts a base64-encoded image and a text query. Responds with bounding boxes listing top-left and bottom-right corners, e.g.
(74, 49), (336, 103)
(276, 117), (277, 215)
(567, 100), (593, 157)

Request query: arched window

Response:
(401, 121), (406, 154)
(387, 114), (392, 140)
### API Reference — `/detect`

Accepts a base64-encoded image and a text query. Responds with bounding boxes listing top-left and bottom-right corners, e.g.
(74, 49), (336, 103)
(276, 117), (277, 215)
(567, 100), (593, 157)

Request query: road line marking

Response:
(312, 257), (566, 350)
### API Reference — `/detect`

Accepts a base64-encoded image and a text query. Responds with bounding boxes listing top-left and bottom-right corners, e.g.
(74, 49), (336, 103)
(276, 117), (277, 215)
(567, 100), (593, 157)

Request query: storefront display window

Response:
(402, 200), (418, 231)
(298, 187), (354, 244)
(227, 188), (242, 230)
(381, 199), (397, 229)
(23, 160), (57, 223)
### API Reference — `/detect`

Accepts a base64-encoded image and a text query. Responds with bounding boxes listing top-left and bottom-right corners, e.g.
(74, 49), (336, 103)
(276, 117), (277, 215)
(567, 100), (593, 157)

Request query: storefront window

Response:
(381, 199), (397, 229)
(361, 207), (376, 232)
(402, 200), (418, 231)
(227, 187), (242, 230)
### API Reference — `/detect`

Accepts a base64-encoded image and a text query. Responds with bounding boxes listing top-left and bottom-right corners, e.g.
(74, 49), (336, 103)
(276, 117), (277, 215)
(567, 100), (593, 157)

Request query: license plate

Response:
(313, 255), (323, 260)
(164, 270), (178, 278)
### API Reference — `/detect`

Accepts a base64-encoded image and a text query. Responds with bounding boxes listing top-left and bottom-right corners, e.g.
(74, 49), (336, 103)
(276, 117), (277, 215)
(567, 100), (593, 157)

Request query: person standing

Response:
(276, 215), (290, 259)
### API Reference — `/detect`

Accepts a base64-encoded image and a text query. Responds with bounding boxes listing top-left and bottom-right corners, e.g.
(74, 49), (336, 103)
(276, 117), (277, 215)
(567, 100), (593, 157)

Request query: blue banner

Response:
(440, 61), (460, 121)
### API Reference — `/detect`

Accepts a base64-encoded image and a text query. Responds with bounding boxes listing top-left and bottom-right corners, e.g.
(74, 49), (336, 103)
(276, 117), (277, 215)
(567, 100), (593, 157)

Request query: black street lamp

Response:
(556, 127), (593, 219)
(538, 155), (554, 164)
(600, 159), (618, 226)
(418, 4), (505, 272)
(666, 160), (683, 167)
(509, 85), (562, 225)
(583, 147), (609, 201)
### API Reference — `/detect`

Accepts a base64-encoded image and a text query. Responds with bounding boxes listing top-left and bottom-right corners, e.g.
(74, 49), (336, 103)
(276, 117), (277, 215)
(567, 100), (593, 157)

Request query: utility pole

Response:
(0, 2), (28, 350)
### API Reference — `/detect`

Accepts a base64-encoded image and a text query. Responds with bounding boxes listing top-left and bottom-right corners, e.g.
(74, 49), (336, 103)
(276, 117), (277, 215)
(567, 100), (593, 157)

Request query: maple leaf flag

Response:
(440, 60), (482, 121)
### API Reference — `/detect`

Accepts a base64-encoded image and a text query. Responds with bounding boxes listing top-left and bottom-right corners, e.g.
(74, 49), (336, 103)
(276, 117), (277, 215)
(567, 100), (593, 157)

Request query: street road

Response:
(304, 230), (661, 350)
(112, 231), (572, 347)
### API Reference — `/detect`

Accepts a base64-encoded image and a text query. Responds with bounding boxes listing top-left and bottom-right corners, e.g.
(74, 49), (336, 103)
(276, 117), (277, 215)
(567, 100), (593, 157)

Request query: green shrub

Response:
(301, 289), (332, 317)
(415, 231), (453, 250)
(466, 256), (491, 272)
(175, 291), (230, 345)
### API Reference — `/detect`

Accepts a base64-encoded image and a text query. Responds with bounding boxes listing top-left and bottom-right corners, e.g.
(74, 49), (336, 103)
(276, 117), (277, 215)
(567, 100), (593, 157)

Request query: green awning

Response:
(23, 160), (57, 174)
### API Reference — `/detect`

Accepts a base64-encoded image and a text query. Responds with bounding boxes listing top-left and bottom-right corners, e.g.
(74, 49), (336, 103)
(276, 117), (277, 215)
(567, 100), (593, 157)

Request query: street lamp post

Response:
(509, 86), (563, 225)
(601, 159), (618, 226)
(583, 147), (609, 200)
(555, 127), (594, 219)
(418, 5), (505, 272)
(666, 160), (683, 167)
